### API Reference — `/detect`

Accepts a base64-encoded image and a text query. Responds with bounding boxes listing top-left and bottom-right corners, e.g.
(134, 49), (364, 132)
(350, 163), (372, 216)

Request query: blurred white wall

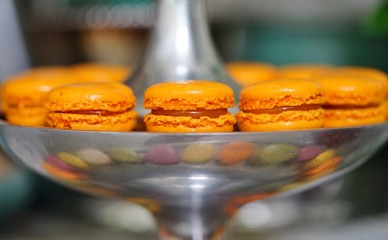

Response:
(0, 0), (30, 82)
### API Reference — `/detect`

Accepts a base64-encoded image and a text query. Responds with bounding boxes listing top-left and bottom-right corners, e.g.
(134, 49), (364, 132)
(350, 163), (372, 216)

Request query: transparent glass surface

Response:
(3, 0), (388, 239)
(0, 121), (387, 239)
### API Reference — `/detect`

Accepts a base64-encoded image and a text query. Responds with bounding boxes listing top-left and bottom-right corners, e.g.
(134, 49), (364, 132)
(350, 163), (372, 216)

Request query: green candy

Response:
(57, 152), (89, 169)
(181, 143), (216, 164)
(250, 144), (299, 165)
(107, 148), (141, 163)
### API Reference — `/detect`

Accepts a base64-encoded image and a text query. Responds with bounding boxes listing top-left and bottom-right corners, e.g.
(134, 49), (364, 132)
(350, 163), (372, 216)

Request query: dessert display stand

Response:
(0, 0), (387, 239)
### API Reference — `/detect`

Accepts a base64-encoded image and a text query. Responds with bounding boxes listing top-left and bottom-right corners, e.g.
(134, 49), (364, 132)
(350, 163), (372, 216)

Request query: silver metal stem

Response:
(125, 0), (240, 115)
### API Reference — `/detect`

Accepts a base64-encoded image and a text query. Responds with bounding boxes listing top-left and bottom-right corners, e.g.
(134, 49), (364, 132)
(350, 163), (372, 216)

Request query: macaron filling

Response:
(244, 104), (322, 114)
(55, 109), (132, 116)
(151, 108), (228, 118)
(323, 104), (380, 109)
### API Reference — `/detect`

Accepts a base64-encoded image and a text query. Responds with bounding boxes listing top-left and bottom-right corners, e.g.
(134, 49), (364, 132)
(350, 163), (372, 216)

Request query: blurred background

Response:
(1, 0), (388, 239)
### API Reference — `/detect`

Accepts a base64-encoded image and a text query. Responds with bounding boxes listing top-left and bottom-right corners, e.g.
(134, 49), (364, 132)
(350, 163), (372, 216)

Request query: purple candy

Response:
(45, 155), (76, 171)
(144, 145), (180, 164)
(297, 145), (324, 162)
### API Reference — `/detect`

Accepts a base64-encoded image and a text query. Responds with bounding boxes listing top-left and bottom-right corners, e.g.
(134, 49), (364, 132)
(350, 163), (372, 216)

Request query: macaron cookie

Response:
(226, 62), (278, 87)
(1, 67), (78, 127)
(237, 78), (325, 131)
(45, 82), (137, 131)
(315, 75), (385, 128)
(333, 66), (387, 89)
(143, 80), (236, 132)
(71, 62), (131, 83)
(277, 64), (333, 79)
(330, 66), (388, 119)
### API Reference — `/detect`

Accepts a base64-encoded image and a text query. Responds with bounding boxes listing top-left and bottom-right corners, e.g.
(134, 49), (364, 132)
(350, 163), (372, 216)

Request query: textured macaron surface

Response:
(226, 62), (278, 87)
(278, 64), (332, 79)
(239, 78), (325, 110)
(45, 82), (136, 112)
(316, 76), (384, 106)
(334, 66), (387, 90)
(144, 113), (236, 132)
(237, 78), (325, 131)
(1, 72), (77, 106)
(71, 63), (130, 83)
(144, 80), (234, 110)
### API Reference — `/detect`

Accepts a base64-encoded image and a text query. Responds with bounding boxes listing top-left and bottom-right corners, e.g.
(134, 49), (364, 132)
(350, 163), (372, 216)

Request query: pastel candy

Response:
(181, 143), (216, 164)
(297, 145), (325, 162)
(304, 149), (336, 169)
(304, 156), (342, 178)
(45, 155), (76, 172)
(250, 144), (299, 165)
(76, 148), (111, 165)
(57, 152), (89, 169)
(218, 142), (254, 165)
(144, 145), (180, 164)
(107, 148), (141, 163)
(43, 162), (84, 181)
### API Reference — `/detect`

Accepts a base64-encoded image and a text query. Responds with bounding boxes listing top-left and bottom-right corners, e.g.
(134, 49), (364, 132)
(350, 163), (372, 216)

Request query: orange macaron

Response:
(45, 82), (137, 131)
(143, 80), (236, 132)
(329, 66), (388, 119)
(226, 62), (278, 87)
(315, 75), (385, 128)
(277, 64), (333, 79)
(71, 62), (131, 83)
(1, 67), (78, 127)
(237, 78), (325, 131)
(334, 66), (387, 88)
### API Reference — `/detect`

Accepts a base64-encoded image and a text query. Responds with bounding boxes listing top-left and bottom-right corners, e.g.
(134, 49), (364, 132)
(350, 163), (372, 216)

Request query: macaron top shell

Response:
(278, 64), (332, 79)
(333, 66), (388, 95)
(144, 80), (234, 110)
(316, 75), (385, 106)
(226, 62), (278, 87)
(239, 78), (325, 110)
(45, 82), (136, 112)
(71, 63), (131, 83)
(1, 71), (77, 105)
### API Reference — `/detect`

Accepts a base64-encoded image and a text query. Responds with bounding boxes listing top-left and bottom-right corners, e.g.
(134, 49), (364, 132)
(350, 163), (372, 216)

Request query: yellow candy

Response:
(181, 143), (217, 164)
(304, 149), (336, 169)
(57, 152), (89, 169)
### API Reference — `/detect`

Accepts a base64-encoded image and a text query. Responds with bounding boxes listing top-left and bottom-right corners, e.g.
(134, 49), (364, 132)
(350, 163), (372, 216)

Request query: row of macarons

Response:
(1, 62), (387, 132)
(228, 62), (388, 129)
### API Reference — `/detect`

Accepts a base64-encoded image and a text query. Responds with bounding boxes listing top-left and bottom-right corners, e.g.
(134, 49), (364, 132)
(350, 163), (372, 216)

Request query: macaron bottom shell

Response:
(237, 110), (324, 131)
(323, 107), (385, 128)
(45, 110), (137, 131)
(144, 114), (236, 133)
(5, 107), (48, 127)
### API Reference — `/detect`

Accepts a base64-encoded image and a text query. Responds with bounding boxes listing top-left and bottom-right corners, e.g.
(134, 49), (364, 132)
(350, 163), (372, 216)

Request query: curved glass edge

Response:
(0, 120), (386, 209)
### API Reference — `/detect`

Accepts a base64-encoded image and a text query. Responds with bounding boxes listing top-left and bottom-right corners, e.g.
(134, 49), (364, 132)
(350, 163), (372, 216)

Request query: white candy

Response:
(76, 148), (111, 165)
